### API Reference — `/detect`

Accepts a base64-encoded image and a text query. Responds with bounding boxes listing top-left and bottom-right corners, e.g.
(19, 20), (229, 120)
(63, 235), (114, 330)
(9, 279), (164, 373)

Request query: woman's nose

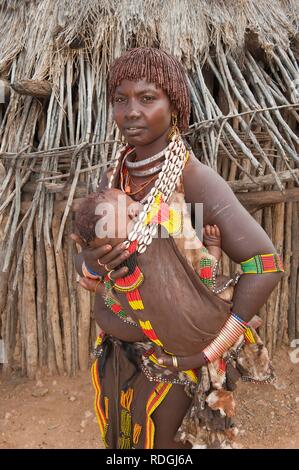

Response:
(125, 100), (141, 119)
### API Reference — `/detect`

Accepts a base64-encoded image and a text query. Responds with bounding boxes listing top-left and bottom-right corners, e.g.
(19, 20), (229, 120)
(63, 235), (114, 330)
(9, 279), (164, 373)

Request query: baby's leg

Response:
(203, 224), (221, 261)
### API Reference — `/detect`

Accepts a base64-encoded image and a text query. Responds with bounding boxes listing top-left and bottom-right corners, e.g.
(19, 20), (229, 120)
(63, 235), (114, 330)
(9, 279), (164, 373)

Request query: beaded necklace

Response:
(107, 134), (188, 311)
(121, 164), (158, 196)
(108, 134), (188, 254)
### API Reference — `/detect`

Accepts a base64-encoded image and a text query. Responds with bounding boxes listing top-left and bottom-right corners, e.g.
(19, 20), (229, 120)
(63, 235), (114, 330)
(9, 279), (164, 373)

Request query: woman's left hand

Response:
(153, 346), (207, 371)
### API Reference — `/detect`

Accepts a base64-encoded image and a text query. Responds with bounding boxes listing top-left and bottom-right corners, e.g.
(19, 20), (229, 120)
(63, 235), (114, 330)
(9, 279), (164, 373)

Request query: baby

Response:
(74, 188), (231, 297)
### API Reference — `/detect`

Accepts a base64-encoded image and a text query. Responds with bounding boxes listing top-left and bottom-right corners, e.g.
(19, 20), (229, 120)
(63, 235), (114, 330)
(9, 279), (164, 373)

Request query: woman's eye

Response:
(142, 96), (155, 102)
(114, 97), (125, 103)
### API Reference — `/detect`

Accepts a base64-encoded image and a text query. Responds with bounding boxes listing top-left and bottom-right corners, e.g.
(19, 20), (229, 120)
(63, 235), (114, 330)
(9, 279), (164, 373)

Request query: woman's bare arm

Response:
(183, 156), (283, 322)
(94, 293), (146, 342)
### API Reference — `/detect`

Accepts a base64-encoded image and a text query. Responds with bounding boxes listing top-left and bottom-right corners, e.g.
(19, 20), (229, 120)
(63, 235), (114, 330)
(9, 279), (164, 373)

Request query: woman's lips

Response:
(124, 127), (145, 136)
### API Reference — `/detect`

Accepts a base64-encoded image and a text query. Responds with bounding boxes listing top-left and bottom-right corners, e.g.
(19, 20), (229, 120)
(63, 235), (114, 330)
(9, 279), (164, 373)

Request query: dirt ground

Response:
(0, 345), (298, 449)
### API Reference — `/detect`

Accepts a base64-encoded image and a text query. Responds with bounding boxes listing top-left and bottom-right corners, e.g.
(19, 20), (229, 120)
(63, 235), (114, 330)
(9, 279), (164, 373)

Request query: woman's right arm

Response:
(94, 293), (146, 342)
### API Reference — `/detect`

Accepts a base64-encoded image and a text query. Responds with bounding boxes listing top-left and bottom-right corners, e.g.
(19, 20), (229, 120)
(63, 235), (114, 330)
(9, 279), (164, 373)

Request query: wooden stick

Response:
(66, 217), (78, 375)
(228, 169), (299, 192)
(289, 203), (299, 341)
(277, 198), (292, 346)
(76, 279), (91, 371)
(272, 200), (285, 350)
(22, 227), (38, 378)
(236, 187), (299, 209)
(34, 219), (48, 367)
(44, 236), (64, 375)
(52, 213), (72, 375)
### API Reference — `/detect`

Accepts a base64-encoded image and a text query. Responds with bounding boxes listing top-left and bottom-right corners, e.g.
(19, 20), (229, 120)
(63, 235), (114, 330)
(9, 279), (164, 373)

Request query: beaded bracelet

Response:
(203, 313), (247, 363)
(82, 261), (103, 281)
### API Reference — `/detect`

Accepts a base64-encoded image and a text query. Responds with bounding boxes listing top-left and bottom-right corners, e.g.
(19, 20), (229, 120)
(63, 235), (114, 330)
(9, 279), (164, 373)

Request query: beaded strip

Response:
(212, 272), (241, 294)
(103, 291), (138, 327)
(112, 240), (145, 310)
(138, 319), (164, 347)
(140, 362), (190, 386)
(240, 253), (284, 274)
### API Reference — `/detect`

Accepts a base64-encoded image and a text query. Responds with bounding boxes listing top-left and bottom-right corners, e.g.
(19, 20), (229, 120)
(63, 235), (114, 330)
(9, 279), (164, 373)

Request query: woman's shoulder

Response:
(183, 151), (228, 203)
(184, 151), (222, 181)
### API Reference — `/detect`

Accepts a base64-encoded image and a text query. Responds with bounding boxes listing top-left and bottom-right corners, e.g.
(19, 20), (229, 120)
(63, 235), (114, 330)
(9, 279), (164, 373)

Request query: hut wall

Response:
(0, 1), (298, 377)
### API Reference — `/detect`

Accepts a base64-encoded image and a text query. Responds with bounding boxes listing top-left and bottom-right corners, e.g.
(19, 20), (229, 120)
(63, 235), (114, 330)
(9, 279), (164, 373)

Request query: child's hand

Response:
(203, 224), (221, 247)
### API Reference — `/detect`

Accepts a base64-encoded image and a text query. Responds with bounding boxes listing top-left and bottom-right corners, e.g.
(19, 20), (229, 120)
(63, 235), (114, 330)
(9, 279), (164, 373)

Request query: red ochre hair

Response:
(108, 47), (191, 132)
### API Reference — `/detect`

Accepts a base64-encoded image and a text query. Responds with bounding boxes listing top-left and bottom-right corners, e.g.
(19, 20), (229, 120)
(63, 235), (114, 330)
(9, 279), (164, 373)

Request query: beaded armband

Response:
(240, 253), (284, 274)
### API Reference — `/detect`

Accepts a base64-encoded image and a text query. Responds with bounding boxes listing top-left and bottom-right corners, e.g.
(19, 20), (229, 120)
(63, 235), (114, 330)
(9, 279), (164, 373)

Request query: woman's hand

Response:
(153, 345), (207, 371)
(71, 233), (130, 280)
(79, 277), (106, 295)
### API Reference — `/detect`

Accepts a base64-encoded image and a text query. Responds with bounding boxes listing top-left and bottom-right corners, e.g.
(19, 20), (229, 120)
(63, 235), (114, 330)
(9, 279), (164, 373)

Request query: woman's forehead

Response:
(115, 78), (163, 94)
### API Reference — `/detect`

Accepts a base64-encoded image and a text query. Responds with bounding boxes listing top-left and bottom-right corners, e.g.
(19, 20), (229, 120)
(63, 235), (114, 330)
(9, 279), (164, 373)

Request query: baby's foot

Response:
(203, 224), (221, 261)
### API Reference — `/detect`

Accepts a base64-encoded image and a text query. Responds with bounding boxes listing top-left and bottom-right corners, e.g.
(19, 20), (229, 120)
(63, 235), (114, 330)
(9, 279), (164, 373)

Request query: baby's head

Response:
(75, 188), (141, 248)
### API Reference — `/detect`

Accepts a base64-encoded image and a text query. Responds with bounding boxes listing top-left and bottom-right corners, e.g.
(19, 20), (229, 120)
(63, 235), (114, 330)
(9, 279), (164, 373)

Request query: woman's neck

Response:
(133, 132), (169, 162)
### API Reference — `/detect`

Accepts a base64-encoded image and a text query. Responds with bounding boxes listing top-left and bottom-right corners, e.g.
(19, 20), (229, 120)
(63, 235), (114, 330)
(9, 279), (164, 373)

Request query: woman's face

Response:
(113, 78), (173, 148)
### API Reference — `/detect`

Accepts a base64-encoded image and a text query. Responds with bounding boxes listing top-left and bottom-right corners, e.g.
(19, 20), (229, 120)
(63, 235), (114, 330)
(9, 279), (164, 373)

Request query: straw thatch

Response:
(0, 0), (298, 377)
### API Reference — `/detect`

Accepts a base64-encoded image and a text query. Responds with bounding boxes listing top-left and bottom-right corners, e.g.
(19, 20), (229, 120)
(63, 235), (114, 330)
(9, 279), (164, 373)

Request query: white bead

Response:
(150, 187), (159, 197)
(143, 203), (151, 213)
(155, 179), (163, 189)
(128, 230), (138, 241)
(137, 244), (147, 254)
(149, 224), (158, 236)
(133, 221), (143, 232)
(137, 234), (145, 244)
(138, 211), (147, 222)
(164, 150), (172, 160)
(147, 195), (155, 205)
(141, 225), (150, 235)
(123, 240), (131, 249)
(161, 183), (168, 193)
(144, 235), (152, 245)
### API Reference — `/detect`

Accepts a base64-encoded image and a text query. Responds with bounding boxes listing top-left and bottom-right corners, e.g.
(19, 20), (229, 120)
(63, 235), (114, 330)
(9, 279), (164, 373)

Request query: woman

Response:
(72, 48), (283, 449)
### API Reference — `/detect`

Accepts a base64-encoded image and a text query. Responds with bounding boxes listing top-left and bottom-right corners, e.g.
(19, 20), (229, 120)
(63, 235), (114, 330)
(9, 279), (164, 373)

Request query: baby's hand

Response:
(203, 224), (221, 247)
(203, 224), (221, 261)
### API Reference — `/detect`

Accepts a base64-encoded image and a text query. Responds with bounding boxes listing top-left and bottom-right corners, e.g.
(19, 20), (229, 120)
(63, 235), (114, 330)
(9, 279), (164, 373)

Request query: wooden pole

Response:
(22, 227), (38, 379)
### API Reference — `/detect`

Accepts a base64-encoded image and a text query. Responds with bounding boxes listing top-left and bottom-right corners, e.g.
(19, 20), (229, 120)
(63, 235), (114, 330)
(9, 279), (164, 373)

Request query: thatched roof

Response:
(0, 0), (299, 76)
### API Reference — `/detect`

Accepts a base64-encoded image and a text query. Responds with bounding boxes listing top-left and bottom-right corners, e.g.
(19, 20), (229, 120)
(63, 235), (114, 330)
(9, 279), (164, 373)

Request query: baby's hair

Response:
(75, 191), (106, 244)
(108, 47), (190, 132)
